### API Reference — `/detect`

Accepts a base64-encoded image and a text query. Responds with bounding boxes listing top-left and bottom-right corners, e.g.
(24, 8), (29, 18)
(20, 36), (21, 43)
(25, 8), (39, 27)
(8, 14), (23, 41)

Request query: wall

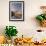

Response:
(0, 0), (46, 41)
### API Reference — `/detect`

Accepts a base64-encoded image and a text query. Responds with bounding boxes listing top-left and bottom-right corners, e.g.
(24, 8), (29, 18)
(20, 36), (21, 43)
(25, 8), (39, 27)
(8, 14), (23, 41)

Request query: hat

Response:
(40, 6), (46, 9)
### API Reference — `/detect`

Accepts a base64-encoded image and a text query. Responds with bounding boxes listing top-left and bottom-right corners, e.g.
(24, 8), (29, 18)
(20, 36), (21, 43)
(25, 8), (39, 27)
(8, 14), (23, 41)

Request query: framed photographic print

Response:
(9, 1), (24, 21)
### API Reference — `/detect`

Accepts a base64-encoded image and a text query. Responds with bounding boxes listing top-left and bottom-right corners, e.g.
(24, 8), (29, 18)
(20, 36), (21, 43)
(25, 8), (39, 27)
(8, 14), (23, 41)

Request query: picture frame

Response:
(9, 1), (24, 21)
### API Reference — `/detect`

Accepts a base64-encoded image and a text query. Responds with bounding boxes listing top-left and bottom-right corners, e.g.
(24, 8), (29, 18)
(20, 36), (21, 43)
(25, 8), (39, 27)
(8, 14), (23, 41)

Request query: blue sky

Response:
(10, 2), (22, 12)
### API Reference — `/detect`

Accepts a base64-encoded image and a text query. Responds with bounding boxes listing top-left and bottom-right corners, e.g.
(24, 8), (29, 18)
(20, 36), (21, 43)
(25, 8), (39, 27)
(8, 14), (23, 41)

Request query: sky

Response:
(10, 2), (22, 12)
